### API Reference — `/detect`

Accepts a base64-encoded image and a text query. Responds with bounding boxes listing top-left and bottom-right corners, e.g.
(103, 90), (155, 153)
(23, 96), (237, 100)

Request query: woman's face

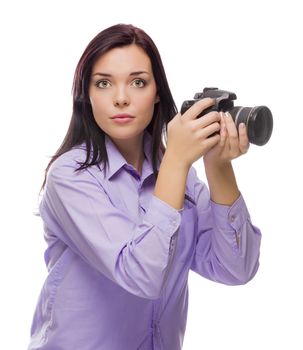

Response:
(88, 44), (159, 142)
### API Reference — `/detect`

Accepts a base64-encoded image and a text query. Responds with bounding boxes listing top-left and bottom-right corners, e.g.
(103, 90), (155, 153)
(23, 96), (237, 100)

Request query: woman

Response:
(28, 23), (261, 350)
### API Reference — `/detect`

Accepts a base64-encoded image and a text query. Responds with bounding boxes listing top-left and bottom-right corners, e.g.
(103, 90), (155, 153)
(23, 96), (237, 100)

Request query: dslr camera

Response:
(180, 87), (273, 146)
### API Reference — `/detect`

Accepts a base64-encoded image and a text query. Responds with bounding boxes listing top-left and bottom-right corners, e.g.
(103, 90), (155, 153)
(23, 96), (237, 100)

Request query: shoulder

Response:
(48, 146), (87, 173)
(46, 145), (105, 186)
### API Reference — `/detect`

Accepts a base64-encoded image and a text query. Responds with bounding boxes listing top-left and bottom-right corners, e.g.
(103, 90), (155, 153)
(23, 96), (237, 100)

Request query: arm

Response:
(153, 151), (190, 210)
(204, 160), (241, 247)
(190, 112), (262, 284)
(204, 160), (240, 207)
(190, 168), (261, 285)
(153, 98), (221, 211)
(40, 154), (182, 300)
(203, 111), (248, 206)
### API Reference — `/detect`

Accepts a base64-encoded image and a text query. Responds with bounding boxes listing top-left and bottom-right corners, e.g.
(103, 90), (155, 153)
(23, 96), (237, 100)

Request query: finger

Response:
(224, 112), (238, 150)
(202, 133), (221, 151)
(192, 111), (221, 129)
(219, 112), (227, 147)
(182, 98), (215, 120)
(238, 123), (250, 153)
(196, 121), (221, 139)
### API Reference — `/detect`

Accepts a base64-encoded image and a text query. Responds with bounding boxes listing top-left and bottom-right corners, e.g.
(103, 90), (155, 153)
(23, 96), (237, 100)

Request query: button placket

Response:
(169, 235), (177, 255)
(235, 231), (240, 248)
(152, 320), (163, 348)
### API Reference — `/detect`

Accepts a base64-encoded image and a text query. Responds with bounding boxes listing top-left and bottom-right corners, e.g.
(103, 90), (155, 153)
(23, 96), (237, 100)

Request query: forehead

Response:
(92, 45), (152, 74)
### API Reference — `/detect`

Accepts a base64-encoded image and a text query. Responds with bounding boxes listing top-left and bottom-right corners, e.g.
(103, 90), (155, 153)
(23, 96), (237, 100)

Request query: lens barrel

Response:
(229, 105), (273, 146)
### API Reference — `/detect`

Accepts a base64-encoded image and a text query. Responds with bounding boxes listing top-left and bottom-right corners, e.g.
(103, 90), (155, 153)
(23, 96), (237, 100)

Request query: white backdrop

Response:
(1, 0), (302, 349)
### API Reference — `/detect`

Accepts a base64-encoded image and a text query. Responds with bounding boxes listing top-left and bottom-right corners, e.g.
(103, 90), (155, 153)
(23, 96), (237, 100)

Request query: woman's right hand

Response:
(165, 98), (221, 168)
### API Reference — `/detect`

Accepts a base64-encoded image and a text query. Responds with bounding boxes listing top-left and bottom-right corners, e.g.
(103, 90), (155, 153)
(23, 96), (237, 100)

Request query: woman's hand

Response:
(203, 111), (250, 166)
(203, 111), (248, 205)
(165, 98), (221, 169)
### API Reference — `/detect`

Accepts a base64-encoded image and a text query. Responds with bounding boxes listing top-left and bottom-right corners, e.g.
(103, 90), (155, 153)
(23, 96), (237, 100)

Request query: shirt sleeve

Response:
(190, 169), (262, 285)
(39, 155), (181, 300)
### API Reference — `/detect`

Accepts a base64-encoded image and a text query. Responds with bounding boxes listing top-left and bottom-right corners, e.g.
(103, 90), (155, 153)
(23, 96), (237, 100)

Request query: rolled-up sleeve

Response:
(190, 170), (262, 285)
(40, 155), (181, 299)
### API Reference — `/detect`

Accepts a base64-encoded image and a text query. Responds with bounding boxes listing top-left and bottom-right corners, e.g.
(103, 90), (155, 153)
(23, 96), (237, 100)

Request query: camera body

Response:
(181, 87), (237, 118)
(180, 87), (273, 146)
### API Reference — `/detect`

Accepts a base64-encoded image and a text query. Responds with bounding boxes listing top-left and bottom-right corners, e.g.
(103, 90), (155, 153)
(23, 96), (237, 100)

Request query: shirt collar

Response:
(75, 131), (195, 205)
(104, 130), (160, 181)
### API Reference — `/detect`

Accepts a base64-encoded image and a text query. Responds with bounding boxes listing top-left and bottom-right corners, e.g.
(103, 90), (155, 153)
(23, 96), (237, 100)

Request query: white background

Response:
(1, 0), (302, 349)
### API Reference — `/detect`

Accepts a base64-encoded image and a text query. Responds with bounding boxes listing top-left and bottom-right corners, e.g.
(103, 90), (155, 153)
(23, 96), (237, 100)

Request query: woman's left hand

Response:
(203, 111), (250, 165)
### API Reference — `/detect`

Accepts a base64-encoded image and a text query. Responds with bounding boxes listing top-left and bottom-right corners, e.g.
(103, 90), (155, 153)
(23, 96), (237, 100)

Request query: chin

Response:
(106, 129), (144, 140)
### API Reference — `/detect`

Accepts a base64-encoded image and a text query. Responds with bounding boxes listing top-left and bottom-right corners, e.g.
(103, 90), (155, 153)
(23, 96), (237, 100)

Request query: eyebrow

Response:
(92, 71), (150, 77)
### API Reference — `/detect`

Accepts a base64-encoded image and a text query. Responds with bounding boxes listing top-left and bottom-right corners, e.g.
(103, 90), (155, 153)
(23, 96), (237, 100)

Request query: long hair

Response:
(39, 24), (178, 193)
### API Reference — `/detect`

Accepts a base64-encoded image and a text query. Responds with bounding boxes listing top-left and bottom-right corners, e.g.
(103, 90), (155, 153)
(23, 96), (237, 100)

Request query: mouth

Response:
(111, 114), (135, 119)
(110, 114), (135, 124)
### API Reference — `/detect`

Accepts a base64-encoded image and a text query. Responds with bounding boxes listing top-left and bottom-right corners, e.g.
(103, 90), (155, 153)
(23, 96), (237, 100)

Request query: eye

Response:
(132, 79), (146, 88)
(95, 80), (110, 89)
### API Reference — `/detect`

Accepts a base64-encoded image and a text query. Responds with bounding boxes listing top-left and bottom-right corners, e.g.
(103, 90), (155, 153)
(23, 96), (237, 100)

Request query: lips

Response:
(111, 114), (135, 119)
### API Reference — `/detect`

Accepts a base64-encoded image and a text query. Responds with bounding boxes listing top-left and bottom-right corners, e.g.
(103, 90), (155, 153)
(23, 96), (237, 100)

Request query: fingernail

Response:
(240, 123), (245, 129)
(224, 112), (230, 118)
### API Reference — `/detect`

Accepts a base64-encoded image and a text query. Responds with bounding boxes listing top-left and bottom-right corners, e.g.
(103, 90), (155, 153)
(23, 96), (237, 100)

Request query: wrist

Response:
(203, 156), (231, 172)
(204, 159), (240, 206)
(163, 150), (191, 171)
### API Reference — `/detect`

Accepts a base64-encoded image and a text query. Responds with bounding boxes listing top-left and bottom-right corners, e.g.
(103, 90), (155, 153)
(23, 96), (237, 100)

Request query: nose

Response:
(113, 87), (130, 107)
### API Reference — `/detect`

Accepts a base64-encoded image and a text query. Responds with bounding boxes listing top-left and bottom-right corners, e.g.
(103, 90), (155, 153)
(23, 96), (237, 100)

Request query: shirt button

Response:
(230, 215), (236, 222)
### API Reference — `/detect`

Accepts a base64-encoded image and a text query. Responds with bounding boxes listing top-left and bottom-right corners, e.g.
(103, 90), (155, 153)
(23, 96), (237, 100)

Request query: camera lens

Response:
(229, 106), (273, 146)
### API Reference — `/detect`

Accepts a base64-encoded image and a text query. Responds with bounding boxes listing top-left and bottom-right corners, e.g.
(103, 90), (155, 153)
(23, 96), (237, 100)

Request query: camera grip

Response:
(180, 100), (215, 119)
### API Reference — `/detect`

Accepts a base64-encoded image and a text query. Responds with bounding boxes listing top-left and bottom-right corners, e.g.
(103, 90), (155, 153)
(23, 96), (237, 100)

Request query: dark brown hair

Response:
(39, 23), (178, 193)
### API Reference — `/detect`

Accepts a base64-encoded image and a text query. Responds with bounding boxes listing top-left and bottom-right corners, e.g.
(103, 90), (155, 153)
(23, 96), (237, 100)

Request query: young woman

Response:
(28, 23), (261, 350)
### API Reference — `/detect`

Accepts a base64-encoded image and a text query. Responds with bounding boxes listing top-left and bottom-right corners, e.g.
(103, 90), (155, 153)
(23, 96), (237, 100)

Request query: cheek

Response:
(90, 95), (106, 116)
(137, 91), (157, 110)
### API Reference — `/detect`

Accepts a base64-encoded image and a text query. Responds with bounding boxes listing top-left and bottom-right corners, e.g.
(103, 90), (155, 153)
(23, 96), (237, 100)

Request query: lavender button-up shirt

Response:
(28, 130), (261, 350)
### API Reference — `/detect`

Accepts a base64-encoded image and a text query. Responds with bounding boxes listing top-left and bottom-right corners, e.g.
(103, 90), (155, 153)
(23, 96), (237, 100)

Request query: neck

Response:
(110, 133), (145, 175)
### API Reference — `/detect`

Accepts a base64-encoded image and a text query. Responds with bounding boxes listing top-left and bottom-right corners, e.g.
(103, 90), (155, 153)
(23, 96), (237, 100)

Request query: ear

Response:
(154, 94), (160, 104)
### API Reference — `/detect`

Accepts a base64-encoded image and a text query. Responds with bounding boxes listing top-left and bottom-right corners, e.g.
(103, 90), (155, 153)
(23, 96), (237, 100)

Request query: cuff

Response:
(210, 193), (250, 232)
(144, 195), (182, 235)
